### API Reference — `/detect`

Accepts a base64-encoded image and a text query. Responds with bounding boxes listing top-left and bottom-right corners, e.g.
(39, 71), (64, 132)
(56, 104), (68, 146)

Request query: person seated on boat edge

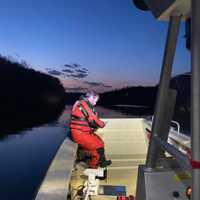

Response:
(70, 91), (112, 169)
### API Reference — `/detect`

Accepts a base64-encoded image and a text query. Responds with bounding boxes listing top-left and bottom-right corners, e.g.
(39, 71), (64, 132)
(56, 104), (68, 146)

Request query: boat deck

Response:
(35, 118), (148, 200)
(70, 118), (148, 199)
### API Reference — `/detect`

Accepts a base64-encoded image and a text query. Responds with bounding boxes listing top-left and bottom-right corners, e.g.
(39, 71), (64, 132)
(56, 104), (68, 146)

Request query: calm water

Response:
(0, 125), (66, 200)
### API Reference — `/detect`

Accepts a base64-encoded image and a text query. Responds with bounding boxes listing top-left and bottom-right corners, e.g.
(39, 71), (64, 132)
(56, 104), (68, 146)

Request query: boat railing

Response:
(151, 115), (180, 134)
(171, 120), (180, 134)
(153, 135), (191, 169)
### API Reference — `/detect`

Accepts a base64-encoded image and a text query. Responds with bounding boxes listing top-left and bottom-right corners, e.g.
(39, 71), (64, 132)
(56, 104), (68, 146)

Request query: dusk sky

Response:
(0, 0), (190, 92)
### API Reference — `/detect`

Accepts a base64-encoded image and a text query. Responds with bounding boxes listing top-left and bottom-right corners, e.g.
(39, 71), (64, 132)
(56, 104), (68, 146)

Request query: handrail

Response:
(171, 120), (180, 134)
(153, 136), (191, 169)
(151, 116), (180, 134)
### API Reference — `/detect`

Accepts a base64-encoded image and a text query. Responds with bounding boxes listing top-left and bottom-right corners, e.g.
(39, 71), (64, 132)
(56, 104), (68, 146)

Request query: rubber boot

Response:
(97, 148), (112, 168)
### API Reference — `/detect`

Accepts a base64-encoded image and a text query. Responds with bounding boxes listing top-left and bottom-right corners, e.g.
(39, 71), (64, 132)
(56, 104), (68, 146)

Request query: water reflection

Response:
(0, 125), (66, 200)
(0, 107), (64, 140)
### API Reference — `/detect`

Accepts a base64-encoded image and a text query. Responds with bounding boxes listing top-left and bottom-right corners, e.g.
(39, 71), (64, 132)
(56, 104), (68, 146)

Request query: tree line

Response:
(0, 55), (66, 135)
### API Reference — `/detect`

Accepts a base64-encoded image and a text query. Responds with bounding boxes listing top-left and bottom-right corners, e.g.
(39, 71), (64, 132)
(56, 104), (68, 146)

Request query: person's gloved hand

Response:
(104, 121), (108, 126)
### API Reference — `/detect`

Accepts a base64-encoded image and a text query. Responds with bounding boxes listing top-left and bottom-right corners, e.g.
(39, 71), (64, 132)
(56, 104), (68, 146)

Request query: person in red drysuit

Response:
(70, 91), (111, 168)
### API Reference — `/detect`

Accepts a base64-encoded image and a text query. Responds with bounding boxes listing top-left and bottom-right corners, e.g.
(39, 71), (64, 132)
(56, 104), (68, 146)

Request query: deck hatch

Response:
(99, 185), (126, 196)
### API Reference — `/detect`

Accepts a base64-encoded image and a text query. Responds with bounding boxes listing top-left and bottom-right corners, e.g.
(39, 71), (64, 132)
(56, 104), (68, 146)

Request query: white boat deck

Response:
(70, 118), (148, 199)
(95, 118), (147, 197)
(36, 118), (148, 200)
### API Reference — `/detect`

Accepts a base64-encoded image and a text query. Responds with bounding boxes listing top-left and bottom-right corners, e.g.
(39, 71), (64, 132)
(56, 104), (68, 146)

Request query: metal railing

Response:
(151, 116), (180, 134)
(171, 120), (180, 134)
(153, 136), (191, 169)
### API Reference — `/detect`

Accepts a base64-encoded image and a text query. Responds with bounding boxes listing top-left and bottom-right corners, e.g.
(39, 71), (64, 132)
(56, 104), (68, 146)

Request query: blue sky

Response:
(0, 0), (190, 92)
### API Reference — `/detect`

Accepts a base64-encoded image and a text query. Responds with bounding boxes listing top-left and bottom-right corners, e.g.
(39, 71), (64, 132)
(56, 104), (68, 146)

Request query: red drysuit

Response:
(70, 97), (105, 168)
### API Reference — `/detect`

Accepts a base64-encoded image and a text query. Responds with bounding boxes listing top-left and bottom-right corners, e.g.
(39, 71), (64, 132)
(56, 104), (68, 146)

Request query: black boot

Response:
(99, 159), (112, 168)
(97, 148), (112, 168)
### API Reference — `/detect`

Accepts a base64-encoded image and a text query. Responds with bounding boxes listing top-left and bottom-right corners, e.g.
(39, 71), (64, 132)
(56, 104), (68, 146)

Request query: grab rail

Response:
(153, 136), (191, 169)
(151, 116), (180, 134)
(171, 120), (180, 134)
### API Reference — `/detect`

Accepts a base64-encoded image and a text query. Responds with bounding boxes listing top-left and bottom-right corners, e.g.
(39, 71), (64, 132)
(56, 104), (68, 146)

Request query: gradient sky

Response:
(0, 0), (190, 92)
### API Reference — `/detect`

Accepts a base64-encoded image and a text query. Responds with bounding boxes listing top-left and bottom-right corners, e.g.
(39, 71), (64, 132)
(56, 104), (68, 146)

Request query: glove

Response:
(104, 121), (108, 126)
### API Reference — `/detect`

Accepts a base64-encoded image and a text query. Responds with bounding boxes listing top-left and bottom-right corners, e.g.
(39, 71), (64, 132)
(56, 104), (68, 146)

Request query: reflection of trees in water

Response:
(0, 107), (64, 139)
(0, 55), (66, 138)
